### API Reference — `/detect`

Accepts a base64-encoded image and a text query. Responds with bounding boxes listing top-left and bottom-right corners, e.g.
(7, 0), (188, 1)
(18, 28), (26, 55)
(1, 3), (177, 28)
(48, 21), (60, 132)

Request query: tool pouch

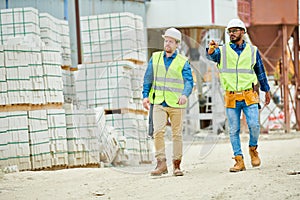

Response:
(244, 90), (259, 106)
(224, 91), (236, 108)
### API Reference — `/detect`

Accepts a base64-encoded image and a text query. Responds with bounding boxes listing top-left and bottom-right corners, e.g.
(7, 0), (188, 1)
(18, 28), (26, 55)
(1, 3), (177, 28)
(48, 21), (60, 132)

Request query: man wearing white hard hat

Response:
(142, 27), (194, 176)
(207, 19), (271, 172)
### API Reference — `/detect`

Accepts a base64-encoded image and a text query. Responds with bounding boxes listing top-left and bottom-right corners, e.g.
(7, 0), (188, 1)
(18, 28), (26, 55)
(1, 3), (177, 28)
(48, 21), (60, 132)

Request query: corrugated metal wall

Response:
(0, 0), (147, 21)
(0, 0), (65, 19)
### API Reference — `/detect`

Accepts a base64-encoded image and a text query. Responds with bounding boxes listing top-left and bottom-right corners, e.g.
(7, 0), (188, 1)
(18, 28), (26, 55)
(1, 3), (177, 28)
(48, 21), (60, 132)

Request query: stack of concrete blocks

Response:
(95, 107), (119, 164)
(39, 13), (72, 103)
(105, 113), (152, 165)
(75, 61), (134, 109)
(6, 111), (31, 171)
(4, 44), (32, 104)
(80, 12), (146, 63)
(65, 106), (103, 166)
(41, 46), (64, 103)
(28, 110), (52, 169)
(39, 13), (71, 67)
(0, 7), (40, 45)
(131, 64), (146, 111)
(0, 112), (8, 169)
(0, 108), (69, 171)
(0, 7), (66, 105)
(60, 20), (72, 67)
(77, 12), (152, 165)
(0, 45), (7, 105)
(136, 114), (152, 162)
(61, 69), (76, 103)
(47, 109), (68, 166)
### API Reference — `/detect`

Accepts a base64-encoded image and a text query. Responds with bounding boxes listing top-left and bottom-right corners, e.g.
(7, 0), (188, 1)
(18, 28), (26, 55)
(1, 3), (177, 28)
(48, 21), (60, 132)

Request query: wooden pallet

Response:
(82, 58), (146, 66)
(0, 102), (63, 112)
(61, 65), (70, 71)
(104, 108), (147, 115)
(124, 58), (146, 65)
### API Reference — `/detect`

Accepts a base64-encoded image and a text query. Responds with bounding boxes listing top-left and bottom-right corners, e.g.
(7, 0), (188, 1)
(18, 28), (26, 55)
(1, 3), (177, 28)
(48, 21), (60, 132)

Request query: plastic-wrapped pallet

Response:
(131, 64), (146, 99)
(6, 111), (31, 171)
(60, 20), (72, 67)
(99, 126), (120, 164)
(62, 70), (76, 103)
(4, 37), (46, 105)
(0, 112), (8, 169)
(65, 108), (102, 166)
(28, 110), (51, 169)
(4, 44), (32, 104)
(46, 109), (68, 167)
(39, 13), (71, 67)
(0, 45), (4, 81)
(0, 45), (7, 105)
(75, 61), (134, 109)
(106, 113), (139, 135)
(39, 13), (62, 48)
(0, 7), (40, 45)
(93, 107), (119, 164)
(80, 12), (146, 64)
(105, 112), (153, 165)
(41, 46), (64, 103)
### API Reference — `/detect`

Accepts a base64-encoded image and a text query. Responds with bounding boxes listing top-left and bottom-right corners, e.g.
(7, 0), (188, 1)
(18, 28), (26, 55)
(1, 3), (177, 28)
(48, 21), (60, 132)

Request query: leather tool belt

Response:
(224, 89), (259, 108)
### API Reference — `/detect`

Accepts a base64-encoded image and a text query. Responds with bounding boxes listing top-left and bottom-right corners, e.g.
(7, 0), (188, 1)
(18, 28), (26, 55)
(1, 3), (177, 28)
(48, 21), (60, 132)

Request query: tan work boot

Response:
(249, 146), (261, 167)
(151, 158), (168, 176)
(229, 155), (246, 172)
(173, 160), (184, 176)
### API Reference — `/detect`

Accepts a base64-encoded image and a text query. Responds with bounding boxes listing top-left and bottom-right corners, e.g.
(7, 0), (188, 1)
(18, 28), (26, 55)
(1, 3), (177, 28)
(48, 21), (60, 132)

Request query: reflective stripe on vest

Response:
(219, 43), (258, 91)
(149, 51), (187, 108)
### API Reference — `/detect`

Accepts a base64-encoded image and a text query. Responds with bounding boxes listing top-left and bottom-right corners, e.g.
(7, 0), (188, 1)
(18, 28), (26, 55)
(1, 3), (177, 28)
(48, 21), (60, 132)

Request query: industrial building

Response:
(0, 0), (299, 172)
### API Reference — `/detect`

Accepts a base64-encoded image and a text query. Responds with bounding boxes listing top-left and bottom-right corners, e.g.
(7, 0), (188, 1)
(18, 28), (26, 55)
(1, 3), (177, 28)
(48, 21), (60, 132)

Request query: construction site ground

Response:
(1, 132), (300, 200)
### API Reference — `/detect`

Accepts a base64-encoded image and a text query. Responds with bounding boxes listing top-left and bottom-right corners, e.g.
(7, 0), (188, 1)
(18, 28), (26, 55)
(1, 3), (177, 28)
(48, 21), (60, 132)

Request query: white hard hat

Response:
(227, 19), (247, 33)
(162, 27), (182, 43)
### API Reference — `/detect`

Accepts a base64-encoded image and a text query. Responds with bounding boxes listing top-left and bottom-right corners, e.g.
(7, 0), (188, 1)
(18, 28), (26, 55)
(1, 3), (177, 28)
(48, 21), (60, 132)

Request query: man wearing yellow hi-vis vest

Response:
(142, 28), (194, 176)
(207, 19), (271, 172)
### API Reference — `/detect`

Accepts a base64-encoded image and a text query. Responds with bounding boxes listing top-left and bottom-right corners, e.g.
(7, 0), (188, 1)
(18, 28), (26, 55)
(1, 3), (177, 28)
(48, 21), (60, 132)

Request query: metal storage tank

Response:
(238, 0), (300, 131)
(238, 0), (298, 74)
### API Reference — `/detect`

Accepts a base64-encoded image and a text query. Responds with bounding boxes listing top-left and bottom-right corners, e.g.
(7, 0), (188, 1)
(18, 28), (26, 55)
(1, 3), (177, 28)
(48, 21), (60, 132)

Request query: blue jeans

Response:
(226, 101), (260, 157)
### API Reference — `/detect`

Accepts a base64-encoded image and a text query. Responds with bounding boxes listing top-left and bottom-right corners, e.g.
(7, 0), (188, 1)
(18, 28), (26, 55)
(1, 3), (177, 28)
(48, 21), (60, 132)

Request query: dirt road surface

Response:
(1, 133), (300, 200)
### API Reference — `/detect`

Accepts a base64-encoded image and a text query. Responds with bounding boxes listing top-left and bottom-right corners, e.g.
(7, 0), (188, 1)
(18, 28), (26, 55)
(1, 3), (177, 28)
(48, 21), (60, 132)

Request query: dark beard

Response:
(230, 35), (241, 43)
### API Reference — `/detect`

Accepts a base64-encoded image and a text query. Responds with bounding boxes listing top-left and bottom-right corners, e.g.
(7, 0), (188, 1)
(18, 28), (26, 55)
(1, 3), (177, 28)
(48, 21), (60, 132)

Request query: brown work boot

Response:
(150, 158), (168, 176)
(249, 146), (261, 167)
(229, 155), (246, 172)
(173, 160), (184, 176)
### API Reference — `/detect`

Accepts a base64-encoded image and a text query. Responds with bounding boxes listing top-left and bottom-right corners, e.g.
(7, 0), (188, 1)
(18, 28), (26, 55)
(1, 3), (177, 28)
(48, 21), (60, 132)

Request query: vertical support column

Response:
(75, 0), (82, 65)
(64, 0), (68, 20)
(282, 25), (290, 132)
(211, 0), (215, 24)
(68, 0), (78, 69)
(293, 26), (300, 130)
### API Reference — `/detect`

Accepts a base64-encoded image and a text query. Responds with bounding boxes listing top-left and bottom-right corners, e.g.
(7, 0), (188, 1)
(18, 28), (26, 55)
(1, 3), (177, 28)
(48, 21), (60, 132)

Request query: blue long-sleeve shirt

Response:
(142, 51), (194, 106)
(206, 41), (270, 92)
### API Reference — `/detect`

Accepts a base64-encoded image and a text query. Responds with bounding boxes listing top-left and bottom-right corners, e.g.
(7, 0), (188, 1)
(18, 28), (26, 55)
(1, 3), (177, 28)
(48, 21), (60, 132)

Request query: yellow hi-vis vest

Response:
(218, 43), (258, 91)
(149, 51), (187, 108)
